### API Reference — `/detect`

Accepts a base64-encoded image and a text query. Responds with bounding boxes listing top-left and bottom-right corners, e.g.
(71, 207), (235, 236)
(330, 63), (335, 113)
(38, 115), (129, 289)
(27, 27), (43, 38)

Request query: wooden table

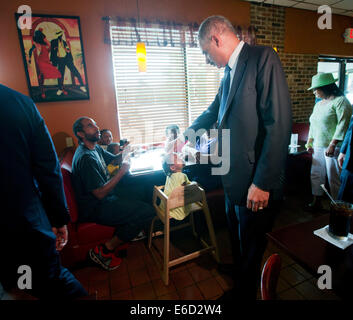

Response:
(267, 214), (353, 299)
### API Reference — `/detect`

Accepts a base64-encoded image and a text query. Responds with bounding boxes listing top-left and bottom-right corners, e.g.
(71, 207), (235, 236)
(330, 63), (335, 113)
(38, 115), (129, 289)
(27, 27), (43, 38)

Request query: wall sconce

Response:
(136, 41), (146, 72)
(136, 0), (146, 72)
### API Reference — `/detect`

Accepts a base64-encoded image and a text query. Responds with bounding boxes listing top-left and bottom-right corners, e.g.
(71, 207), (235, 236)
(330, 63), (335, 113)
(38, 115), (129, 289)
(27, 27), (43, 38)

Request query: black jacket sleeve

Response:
(252, 47), (292, 191)
(30, 101), (70, 228)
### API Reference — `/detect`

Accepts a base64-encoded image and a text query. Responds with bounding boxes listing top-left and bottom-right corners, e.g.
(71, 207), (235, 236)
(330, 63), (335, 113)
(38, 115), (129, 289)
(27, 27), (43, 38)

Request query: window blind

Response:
(110, 25), (223, 145)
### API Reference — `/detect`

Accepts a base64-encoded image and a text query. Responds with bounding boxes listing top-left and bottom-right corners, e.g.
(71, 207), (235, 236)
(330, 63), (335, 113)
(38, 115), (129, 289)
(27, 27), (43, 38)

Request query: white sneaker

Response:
(80, 86), (87, 93)
(131, 231), (146, 242)
(56, 89), (63, 96)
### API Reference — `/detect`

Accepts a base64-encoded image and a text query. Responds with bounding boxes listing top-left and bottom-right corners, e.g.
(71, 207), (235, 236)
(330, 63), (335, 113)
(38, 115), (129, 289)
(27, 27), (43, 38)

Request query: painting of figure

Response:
(16, 14), (89, 102)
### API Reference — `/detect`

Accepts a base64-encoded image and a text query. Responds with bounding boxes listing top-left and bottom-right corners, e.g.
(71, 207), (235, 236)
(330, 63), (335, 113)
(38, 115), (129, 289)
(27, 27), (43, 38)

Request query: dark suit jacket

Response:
(50, 38), (73, 67)
(188, 43), (292, 205)
(0, 84), (70, 235)
(341, 117), (353, 172)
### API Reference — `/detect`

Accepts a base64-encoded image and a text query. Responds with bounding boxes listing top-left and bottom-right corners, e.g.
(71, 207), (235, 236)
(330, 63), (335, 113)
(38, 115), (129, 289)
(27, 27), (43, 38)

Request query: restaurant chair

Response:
(148, 183), (220, 285)
(59, 148), (116, 267)
(261, 253), (281, 300)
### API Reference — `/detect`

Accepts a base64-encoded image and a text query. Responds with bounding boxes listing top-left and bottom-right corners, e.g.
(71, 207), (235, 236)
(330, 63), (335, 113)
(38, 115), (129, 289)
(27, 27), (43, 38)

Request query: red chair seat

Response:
(59, 147), (117, 267)
(76, 223), (115, 245)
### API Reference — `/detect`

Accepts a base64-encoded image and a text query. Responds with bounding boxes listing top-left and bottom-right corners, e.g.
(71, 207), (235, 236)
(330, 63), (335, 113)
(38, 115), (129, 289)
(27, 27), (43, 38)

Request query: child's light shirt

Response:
(160, 172), (191, 220)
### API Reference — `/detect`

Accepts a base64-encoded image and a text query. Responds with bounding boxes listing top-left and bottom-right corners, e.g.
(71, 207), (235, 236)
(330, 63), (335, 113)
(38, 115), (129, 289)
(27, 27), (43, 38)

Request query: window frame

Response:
(110, 26), (224, 146)
(318, 55), (353, 93)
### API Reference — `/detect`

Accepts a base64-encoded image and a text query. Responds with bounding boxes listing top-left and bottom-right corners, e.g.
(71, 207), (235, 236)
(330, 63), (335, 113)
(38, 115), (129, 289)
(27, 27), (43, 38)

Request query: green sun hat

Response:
(307, 72), (338, 90)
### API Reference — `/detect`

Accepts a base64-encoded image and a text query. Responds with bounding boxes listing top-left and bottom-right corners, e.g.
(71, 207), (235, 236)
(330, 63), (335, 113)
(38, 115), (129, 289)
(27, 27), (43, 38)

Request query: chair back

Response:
(261, 253), (281, 300)
(61, 167), (80, 223)
(168, 183), (203, 210)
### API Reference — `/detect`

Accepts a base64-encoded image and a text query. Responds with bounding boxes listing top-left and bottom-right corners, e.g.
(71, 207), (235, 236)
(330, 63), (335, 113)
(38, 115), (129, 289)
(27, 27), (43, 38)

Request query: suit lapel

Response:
(219, 43), (249, 127)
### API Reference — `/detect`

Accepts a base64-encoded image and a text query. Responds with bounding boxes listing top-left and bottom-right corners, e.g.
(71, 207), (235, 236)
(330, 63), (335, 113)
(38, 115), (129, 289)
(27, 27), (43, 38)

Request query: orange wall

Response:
(0, 0), (249, 154)
(285, 7), (353, 56)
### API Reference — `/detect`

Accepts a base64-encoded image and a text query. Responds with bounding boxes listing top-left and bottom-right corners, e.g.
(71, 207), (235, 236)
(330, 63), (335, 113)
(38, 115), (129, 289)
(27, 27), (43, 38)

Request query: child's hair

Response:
(107, 142), (120, 154)
(162, 153), (178, 177)
(165, 124), (180, 136)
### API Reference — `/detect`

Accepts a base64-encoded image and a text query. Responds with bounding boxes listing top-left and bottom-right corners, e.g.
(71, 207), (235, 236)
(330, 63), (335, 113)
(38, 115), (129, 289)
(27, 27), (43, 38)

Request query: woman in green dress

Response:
(305, 73), (352, 211)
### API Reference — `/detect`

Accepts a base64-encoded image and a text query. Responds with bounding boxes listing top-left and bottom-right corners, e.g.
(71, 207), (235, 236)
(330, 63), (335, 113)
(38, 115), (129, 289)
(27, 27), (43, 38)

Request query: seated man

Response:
(98, 129), (113, 150)
(71, 117), (155, 271)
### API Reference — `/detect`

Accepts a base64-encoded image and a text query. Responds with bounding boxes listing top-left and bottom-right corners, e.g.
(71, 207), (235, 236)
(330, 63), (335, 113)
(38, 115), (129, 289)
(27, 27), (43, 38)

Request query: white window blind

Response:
(185, 47), (224, 123)
(110, 25), (223, 145)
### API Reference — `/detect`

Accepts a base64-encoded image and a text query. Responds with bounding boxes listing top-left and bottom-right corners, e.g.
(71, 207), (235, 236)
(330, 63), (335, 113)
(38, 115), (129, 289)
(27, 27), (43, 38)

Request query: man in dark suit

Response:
(0, 84), (87, 299)
(185, 16), (292, 299)
(338, 118), (353, 202)
(50, 30), (86, 96)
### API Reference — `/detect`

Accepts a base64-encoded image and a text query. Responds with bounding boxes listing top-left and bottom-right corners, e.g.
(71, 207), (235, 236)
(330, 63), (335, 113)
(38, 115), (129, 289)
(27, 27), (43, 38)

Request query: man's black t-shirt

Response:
(71, 144), (116, 218)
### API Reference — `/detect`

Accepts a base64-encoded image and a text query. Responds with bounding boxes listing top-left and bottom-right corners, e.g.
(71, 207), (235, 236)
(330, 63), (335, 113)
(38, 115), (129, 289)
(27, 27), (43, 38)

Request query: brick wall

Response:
(250, 2), (318, 123)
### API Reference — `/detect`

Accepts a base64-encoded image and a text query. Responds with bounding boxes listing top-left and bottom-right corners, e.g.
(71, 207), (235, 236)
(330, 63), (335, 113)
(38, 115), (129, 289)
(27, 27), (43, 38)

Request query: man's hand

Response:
(306, 147), (314, 154)
(325, 144), (336, 157)
(52, 225), (68, 251)
(246, 183), (270, 212)
(195, 152), (201, 163)
(338, 153), (346, 169)
(305, 139), (314, 154)
(119, 162), (130, 175)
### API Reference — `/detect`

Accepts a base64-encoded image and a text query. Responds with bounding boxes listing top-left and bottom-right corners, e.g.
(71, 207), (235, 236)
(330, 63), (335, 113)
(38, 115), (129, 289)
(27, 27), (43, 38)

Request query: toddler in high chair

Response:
(160, 152), (192, 220)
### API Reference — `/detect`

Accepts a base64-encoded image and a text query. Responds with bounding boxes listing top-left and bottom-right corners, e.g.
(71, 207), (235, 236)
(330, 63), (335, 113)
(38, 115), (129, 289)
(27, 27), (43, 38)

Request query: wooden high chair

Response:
(148, 182), (220, 285)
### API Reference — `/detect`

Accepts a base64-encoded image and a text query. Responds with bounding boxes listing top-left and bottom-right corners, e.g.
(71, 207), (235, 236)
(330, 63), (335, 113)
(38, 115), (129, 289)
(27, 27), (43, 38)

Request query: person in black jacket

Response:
(338, 117), (353, 202)
(185, 15), (292, 300)
(0, 84), (87, 299)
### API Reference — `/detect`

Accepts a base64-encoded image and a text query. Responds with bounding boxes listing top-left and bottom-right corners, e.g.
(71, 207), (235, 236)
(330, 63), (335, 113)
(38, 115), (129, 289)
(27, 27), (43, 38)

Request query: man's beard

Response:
(85, 133), (100, 143)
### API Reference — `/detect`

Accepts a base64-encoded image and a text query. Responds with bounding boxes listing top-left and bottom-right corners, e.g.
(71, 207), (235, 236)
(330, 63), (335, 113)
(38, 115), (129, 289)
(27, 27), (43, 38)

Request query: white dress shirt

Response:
(227, 40), (245, 87)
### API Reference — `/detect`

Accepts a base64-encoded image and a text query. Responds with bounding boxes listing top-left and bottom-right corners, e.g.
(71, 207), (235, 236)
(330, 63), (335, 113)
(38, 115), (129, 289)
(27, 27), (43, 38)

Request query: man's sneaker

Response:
(89, 244), (122, 271)
(131, 231), (146, 242)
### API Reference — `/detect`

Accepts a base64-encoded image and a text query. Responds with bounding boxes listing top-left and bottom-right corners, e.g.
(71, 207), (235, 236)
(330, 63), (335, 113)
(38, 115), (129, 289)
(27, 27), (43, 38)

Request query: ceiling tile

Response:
(341, 10), (353, 17)
(292, 2), (318, 11)
(332, 0), (353, 10)
(264, 0), (298, 7)
(331, 7), (348, 14)
(300, 0), (342, 5)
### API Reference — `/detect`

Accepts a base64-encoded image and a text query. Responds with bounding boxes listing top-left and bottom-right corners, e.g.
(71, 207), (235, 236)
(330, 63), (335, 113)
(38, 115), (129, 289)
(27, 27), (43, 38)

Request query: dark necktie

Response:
(218, 65), (231, 125)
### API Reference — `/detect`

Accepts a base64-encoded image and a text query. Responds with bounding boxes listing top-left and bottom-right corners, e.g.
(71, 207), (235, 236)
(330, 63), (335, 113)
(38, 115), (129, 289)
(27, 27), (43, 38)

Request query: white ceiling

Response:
(242, 0), (353, 17)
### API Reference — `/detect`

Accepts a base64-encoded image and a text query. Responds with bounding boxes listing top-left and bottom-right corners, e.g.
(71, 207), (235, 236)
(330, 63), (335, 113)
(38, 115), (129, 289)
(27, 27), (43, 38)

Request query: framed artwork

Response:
(15, 14), (89, 102)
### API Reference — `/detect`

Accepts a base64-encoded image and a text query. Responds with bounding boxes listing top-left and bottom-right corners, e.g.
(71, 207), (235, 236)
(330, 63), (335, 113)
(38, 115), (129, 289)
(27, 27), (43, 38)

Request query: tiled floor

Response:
(68, 188), (341, 301)
(2, 188), (341, 301)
